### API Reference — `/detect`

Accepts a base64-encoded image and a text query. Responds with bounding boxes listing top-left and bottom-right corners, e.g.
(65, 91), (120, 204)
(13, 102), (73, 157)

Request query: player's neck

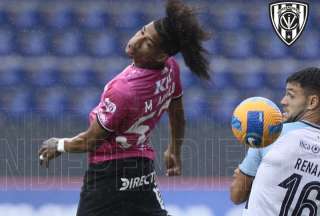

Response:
(302, 110), (320, 126)
(133, 61), (165, 70)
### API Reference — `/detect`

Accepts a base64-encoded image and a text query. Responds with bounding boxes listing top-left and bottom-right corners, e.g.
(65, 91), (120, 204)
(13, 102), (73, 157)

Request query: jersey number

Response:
(279, 173), (320, 216)
(116, 111), (156, 149)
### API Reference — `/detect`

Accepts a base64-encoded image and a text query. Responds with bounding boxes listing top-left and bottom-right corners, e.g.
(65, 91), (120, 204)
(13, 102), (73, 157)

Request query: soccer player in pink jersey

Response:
(38, 0), (211, 215)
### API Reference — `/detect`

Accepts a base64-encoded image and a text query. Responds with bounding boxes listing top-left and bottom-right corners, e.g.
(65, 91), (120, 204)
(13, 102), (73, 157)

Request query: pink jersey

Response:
(88, 57), (183, 164)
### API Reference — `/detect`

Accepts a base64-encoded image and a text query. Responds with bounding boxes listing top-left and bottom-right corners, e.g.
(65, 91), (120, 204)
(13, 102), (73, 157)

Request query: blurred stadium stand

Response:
(0, 0), (316, 122)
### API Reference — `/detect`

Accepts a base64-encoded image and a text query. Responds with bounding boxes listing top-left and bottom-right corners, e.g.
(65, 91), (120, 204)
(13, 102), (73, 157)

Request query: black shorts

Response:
(76, 157), (168, 216)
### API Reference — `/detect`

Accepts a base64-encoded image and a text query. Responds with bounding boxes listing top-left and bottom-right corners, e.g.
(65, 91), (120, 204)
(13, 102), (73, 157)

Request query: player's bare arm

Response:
(38, 118), (110, 168)
(164, 96), (185, 176)
(230, 167), (254, 204)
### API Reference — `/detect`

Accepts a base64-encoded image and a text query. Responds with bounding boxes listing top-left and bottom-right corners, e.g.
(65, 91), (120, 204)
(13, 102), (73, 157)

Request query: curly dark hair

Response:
(156, 0), (211, 80)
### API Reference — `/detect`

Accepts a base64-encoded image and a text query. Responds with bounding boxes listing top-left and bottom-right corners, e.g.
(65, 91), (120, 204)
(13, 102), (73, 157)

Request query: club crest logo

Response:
(269, 1), (308, 46)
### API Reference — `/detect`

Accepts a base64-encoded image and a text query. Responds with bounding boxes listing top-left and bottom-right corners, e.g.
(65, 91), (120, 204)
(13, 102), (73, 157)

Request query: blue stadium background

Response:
(0, 0), (317, 215)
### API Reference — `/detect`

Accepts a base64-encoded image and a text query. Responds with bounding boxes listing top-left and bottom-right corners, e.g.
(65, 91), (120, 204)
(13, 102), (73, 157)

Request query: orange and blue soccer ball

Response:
(231, 97), (283, 148)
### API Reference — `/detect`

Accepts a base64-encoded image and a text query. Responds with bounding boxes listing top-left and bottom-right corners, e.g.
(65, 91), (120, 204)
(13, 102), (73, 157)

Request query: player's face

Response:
(126, 22), (167, 66)
(281, 82), (308, 122)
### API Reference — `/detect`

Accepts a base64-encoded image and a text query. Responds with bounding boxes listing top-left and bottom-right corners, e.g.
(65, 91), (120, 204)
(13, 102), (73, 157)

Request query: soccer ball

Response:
(231, 97), (283, 148)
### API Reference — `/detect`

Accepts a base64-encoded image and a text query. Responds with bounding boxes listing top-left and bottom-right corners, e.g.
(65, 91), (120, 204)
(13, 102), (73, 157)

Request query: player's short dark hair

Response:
(286, 67), (320, 95)
(155, 0), (211, 80)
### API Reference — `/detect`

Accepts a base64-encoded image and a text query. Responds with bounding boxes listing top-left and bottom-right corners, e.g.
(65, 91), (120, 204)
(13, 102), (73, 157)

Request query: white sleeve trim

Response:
(172, 92), (183, 99)
(96, 113), (115, 132)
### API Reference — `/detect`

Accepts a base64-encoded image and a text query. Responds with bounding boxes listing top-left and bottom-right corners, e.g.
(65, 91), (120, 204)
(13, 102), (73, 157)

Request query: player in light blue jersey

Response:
(230, 67), (320, 215)
(230, 122), (308, 203)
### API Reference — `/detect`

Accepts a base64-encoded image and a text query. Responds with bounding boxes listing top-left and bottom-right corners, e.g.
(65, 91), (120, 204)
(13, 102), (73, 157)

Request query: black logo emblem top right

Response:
(269, 1), (309, 46)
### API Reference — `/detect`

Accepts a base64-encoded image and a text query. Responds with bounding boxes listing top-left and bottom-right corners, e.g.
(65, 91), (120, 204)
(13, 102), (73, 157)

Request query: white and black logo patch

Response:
(269, 1), (308, 46)
(104, 98), (116, 113)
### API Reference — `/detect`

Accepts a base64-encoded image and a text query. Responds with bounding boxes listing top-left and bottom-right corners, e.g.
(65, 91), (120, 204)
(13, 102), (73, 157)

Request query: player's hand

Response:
(38, 138), (62, 168)
(233, 167), (241, 178)
(164, 148), (182, 176)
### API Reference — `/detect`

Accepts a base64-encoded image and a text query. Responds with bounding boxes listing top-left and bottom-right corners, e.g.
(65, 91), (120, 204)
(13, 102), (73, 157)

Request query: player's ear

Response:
(307, 94), (320, 110)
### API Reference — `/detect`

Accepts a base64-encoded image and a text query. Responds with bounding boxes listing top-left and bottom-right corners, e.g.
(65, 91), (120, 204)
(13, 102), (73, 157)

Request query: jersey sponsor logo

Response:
(269, 1), (308, 46)
(104, 98), (117, 113)
(119, 171), (156, 191)
(299, 140), (320, 154)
